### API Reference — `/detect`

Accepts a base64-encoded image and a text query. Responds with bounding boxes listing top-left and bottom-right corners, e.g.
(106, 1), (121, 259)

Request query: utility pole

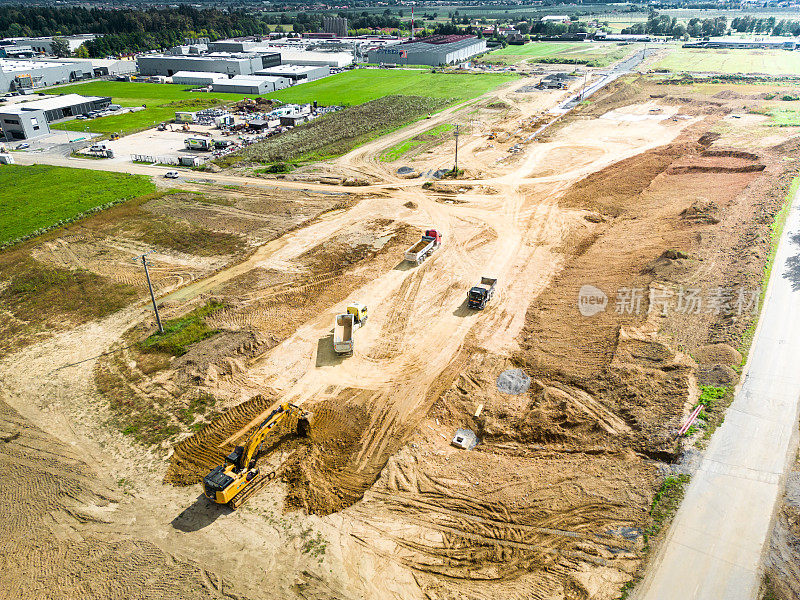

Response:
(454, 124), (459, 173)
(134, 251), (164, 334)
(580, 69), (588, 101)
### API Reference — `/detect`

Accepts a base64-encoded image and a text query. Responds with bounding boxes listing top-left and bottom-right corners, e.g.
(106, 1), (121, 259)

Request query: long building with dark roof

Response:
(367, 35), (487, 67)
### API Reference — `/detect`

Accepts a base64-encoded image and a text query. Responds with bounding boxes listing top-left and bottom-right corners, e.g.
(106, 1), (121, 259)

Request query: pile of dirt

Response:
(173, 328), (279, 386)
(165, 394), (278, 485)
(282, 396), (372, 514)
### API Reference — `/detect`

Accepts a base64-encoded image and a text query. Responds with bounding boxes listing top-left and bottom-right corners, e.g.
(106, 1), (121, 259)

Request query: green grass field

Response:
(263, 69), (517, 105)
(50, 81), (259, 135)
(380, 122), (455, 162)
(0, 164), (155, 244)
(653, 48), (800, 75)
(484, 41), (633, 67)
(50, 70), (515, 136)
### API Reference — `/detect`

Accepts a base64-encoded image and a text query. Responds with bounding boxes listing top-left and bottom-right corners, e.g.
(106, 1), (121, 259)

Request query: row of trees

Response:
(623, 9), (800, 38)
(623, 11), (727, 38)
(730, 16), (800, 36)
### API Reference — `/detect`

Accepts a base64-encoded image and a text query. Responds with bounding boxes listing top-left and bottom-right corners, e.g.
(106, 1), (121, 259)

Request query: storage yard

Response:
(3, 25), (800, 600)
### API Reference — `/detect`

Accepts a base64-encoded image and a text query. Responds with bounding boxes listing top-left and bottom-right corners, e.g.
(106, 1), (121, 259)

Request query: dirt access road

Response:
(635, 187), (800, 600)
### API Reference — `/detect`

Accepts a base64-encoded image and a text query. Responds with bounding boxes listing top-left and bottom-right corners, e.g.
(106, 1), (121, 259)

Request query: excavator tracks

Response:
(228, 469), (278, 510)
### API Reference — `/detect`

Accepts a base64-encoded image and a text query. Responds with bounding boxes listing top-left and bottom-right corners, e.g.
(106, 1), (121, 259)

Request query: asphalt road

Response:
(635, 186), (800, 599)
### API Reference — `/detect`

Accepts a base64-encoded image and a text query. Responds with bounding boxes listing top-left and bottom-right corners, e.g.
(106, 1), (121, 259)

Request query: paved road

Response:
(635, 186), (800, 599)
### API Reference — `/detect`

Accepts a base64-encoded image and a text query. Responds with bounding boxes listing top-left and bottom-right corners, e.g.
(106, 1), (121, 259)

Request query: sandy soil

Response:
(1, 76), (799, 600)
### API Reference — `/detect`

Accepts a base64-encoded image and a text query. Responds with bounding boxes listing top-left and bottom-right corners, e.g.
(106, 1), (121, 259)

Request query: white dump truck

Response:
(333, 302), (368, 355)
(404, 229), (442, 265)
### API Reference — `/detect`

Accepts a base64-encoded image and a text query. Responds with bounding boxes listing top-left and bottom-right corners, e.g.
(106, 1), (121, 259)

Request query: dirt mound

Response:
(558, 140), (698, 217)
(692, 343), (742, 366)
(165, 394), (277, 485)
(641, 250), (694, 280)
(713, 90), (742, 100)
(681, 200), (721, 224)
(282, 396), (372, 514)
(173, 328), (279, 385)
(701, 149), (760, 161)
(697, 364), (739, 387)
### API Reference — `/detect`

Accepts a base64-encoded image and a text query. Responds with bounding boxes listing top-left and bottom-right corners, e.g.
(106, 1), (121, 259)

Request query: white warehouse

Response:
(172, 71), (229, 86)
(211, 75), (290, 95)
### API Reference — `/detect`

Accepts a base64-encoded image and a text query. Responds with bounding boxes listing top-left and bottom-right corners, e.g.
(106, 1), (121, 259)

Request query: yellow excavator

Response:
(202, 403), (311, 509)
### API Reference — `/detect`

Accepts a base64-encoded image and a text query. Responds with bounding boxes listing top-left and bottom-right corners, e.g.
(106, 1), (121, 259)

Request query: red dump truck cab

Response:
(425, 229), (441, 244)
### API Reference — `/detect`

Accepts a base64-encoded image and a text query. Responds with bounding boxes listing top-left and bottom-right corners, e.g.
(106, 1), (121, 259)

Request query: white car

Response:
(164, 170), (180, 179)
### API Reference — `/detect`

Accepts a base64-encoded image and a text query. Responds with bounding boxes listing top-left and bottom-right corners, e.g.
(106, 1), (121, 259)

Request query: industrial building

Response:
(323, 16), (349, 38)
(9, 94), (111, 122)
(171, 71), (229, 86)
(0, 35), (96, 55)
(0, 58), (94, 93)
(254, 64), (330, 83)
(0, 93), (109, 140)
(137, 52), (281, 77)
(272, 49), (352, 67)
(683, 37), (798, 50)
(211, 75), (290, 95)
(366, 35), (487, 67)
(0, 107), (49, 141)
(207, 39), (354, 67)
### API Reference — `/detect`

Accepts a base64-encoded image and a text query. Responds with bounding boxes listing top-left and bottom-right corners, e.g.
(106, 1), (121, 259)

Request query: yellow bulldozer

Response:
(202, 402), (311, 509)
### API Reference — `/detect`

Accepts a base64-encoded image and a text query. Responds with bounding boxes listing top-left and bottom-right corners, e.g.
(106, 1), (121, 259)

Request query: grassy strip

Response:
(0, 257), (138, 324)
(738, 176), (799, 359)
(616, 474), (692, 599)
(0, 164), (155, 246)
(138, 300), (223, 356)
(380, 122), (456, 162)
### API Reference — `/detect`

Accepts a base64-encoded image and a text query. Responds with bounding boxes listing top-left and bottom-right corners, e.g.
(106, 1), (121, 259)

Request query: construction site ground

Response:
(2, 73), (800, 600)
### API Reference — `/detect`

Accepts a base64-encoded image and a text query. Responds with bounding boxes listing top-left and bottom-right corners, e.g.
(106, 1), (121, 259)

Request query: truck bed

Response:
(335, 314), (353, 340)
(407, 238), (432, 254)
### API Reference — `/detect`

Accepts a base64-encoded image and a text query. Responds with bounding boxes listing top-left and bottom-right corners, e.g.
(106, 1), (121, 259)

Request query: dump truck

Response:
(333, 302), (368, 354)
(467, 277), (497, 310)
(405, 229), (442, 265)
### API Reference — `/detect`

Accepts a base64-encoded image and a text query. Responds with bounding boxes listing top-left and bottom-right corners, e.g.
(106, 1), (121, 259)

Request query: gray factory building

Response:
(137, 52), (281, 77)
(0, 107), (49, 141)
(254, 64), (330, 83)
(0, 58), (93, 93)
(13, 94), (111, 122)
(367, 35), (487, 66)
(0, 35), (96, 55)
(211, 75), (290, 95)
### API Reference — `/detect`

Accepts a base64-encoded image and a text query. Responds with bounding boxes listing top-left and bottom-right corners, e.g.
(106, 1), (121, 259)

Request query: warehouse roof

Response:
(393, 36), (482, 53)
(11, 94), (107, 111)
(172, 70), (229, 79)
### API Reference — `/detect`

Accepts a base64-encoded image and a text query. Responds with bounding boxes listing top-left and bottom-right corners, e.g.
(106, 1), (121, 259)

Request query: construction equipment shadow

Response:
(316, 334), (347, 367)
(171, 494), (231, 532)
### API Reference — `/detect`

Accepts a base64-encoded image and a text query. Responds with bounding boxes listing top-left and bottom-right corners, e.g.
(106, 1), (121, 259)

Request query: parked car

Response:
(76, 115), (88, 120)
(164, 170), (180, 179)
(15, 143), (30, 150)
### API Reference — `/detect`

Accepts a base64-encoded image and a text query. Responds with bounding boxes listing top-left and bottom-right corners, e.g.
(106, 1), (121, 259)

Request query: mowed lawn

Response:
(653, 48), (800, 75)
(0, 164), (155, 244)
(485, 41), (633, 67)
(50, 70), (516, 135)
(51, 81), (257, 135)
(253, 69), (518, 105)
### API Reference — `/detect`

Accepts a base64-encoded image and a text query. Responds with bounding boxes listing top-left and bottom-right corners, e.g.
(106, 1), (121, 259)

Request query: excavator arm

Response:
(203, 403), (310, 508)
